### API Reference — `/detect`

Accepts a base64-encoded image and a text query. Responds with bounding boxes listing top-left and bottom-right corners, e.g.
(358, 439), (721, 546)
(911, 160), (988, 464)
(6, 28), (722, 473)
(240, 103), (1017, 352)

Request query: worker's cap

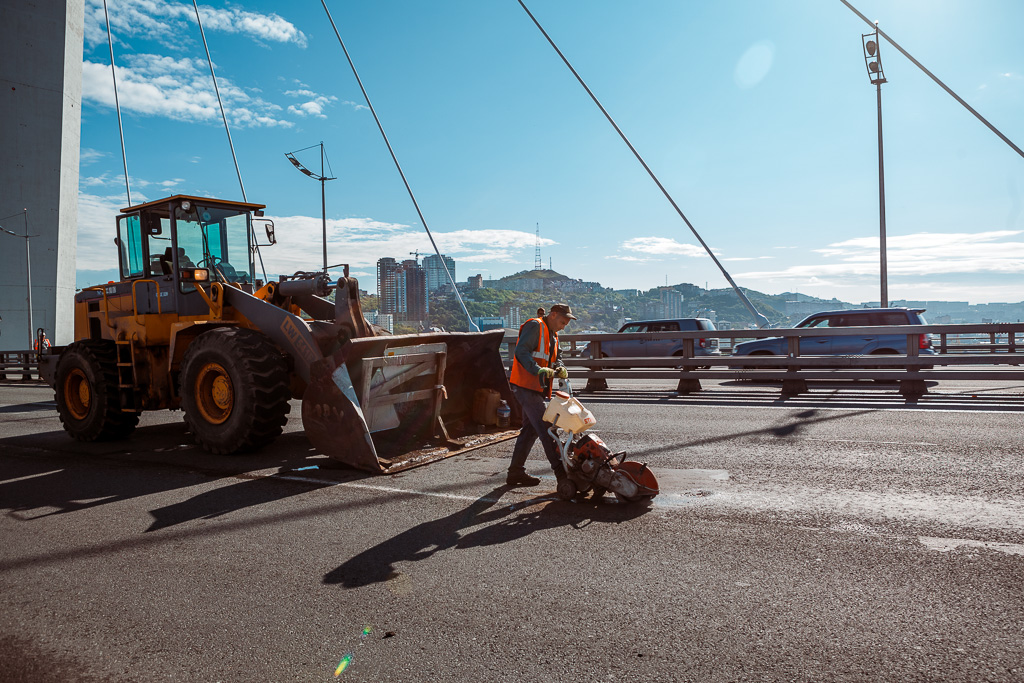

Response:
(550, 304), (577, 320)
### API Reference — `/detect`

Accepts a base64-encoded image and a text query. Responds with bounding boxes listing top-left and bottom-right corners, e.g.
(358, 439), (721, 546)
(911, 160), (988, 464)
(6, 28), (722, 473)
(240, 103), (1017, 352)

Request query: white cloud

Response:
(251, 214), (550, 277)
(621, 236), (708, 258)
(606, 255), (655, 263)
(77, 191), (556, 286)
(721, 256), (773, 262)
(77, 192), (129, 273)
(82, 55), (292, 128)
(80, 148), (107, 165)
(81, 173), (185, 192)
(285, 89), (338, 119)
(84, 0), (307, 48)
(738, 230), (1024, 280)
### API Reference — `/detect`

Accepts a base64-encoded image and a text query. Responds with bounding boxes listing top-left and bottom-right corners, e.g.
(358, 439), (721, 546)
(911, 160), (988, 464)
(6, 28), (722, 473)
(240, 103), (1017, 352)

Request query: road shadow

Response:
(0, 422), (359, 528)
(0, 399), (56, 414)
(627, 407), (878, 459)
(323, 486), (651, 589)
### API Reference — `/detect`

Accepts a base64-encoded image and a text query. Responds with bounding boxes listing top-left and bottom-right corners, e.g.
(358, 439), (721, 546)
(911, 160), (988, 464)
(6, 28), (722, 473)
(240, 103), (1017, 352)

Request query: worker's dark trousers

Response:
(508, 384), (564, 477)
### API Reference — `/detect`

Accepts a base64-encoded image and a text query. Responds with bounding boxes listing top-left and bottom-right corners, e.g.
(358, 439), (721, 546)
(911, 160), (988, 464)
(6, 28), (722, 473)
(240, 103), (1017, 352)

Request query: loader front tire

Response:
(180, 328), (291, 455)
(55, 341), (138, 441)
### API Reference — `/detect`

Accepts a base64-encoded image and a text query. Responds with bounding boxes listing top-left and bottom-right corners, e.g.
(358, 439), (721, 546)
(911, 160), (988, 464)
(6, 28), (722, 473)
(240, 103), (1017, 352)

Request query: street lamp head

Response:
(862, 30), (886, 84)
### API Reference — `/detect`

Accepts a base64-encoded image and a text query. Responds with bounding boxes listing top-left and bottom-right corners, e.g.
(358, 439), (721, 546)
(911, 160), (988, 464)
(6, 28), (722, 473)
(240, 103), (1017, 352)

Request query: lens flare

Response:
(360, 626), (372, 638)
(334, 653), (353, 676)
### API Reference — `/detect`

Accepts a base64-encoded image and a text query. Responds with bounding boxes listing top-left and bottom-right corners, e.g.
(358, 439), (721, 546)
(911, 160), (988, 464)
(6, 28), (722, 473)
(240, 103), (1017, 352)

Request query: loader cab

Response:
(115, 195), (266, 315)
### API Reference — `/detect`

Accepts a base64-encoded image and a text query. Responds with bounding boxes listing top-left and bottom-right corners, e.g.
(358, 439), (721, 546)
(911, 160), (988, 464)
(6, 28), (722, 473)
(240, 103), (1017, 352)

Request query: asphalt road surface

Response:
(2, 378), (1023, 682)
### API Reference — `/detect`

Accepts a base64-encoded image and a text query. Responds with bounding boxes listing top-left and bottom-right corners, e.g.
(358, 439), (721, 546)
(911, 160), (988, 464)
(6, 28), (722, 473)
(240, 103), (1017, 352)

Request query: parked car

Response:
(582, 318), (721, 368)
(732, 308), (936, 360)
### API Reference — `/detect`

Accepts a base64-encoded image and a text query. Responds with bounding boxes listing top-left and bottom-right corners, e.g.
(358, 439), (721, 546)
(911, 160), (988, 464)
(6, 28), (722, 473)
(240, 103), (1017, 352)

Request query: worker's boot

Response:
(506, 470), (540, 487)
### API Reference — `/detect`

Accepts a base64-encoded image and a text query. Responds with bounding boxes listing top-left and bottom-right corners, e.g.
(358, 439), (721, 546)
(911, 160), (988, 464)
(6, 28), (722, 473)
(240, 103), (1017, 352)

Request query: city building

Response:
(377, 256), (428, 322)
(377, 257), (401, 315)
(468, 274), (483, 289)
(401, 259), (428, 322)
(366, 311), (394, 333)
(660, 287), (684, 319)
(500, 303), (522, 330)
(472, 316), (506, 331)
(423, 254), (455, 293)
(481, 278), (544, 292)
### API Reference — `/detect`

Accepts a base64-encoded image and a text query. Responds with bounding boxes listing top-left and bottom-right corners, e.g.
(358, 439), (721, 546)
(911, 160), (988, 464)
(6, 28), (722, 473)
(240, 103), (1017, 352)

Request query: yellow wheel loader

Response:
(40, 195), (515, 473)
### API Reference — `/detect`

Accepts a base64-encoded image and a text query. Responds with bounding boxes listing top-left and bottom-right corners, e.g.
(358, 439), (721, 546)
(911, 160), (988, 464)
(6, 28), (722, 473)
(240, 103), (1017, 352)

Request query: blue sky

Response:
(78, 0), (1023, 305)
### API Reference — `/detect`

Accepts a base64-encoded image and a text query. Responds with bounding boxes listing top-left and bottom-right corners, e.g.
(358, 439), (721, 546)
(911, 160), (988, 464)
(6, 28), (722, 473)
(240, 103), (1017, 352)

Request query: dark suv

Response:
(732, 307), (935, 358)
(582, 318), (721, 366)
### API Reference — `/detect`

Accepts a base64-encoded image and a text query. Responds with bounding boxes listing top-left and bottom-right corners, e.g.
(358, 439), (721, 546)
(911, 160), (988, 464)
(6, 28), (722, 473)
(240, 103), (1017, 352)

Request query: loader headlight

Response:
(181, 268), (209, 282)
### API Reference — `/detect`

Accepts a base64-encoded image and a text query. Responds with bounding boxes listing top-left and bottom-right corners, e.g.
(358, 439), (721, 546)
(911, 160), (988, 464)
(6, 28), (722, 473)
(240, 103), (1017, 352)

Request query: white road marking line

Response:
(659, 402), (1024, 415)
(274, 472), (702, 509)
(274, 474), (542, 505)
(0, 469), (64, 485)
(919, 536), (1024, 557)
(804, 438), (938, 446)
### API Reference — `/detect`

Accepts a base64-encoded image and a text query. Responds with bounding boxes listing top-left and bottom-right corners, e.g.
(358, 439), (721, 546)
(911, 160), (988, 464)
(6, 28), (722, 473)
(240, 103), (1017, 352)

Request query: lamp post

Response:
(862, 24), (888, 307)
(0, 210), (37, 348)
(285, 142), (336, 272)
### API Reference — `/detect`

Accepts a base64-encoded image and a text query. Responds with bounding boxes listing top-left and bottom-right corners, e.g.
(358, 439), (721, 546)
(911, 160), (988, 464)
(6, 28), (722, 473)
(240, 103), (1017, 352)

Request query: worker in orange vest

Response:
(34, 332), (51, 353)
(506, 304), (575, 486)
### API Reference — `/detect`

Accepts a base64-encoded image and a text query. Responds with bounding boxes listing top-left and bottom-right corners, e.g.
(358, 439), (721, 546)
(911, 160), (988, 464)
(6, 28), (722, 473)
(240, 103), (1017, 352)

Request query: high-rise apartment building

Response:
(378, 256), (428, 321)
(423, 254), (455, 293)
(660, 287), (684, 319)
(500, 303), (522, 329)
(377, 257), (401, 314)
(402, 259), (428, 321)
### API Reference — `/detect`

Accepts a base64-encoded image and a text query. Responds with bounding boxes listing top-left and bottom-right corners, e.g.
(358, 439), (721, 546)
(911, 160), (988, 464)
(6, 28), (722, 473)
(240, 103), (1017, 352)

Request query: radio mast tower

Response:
(534, 222), (542, 270)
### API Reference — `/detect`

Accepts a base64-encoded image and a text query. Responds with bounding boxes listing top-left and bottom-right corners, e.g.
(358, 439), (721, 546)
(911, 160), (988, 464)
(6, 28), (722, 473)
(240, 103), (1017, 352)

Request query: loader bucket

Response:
(301, 329), (518, 473)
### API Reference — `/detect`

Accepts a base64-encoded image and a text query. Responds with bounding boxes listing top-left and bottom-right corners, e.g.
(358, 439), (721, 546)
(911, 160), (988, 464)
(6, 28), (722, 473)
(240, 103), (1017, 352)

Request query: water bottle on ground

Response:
(497, 400), (511, 429)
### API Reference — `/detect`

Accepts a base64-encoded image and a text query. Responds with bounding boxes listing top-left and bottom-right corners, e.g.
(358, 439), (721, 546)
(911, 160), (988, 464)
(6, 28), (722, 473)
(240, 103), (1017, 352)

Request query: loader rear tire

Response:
(55, 341), (139, 441)
(180, 328), (291, 455)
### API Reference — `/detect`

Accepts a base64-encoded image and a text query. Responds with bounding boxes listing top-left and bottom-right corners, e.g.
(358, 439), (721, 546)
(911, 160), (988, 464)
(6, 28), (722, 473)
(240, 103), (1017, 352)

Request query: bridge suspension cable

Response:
(516, 0), (770, 328)
(192, 0), (248, 201)
(319, 0), (479, 332)
(840, 0), (1024, 160)
(101, 0), (131, 206)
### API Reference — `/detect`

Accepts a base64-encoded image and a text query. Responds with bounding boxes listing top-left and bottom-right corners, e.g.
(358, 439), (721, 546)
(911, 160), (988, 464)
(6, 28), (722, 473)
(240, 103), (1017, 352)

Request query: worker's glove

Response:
(537, 367), (555, 381)
(554, 367), (568, 379)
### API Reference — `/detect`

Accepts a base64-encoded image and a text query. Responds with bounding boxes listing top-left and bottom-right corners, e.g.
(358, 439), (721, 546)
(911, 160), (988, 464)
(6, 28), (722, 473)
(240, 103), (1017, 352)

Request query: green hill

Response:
(501, 269), (569, 281)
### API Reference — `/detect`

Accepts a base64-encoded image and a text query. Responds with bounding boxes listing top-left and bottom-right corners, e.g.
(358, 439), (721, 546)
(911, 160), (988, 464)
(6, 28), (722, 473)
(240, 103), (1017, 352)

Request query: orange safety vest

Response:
(509, 317), (558, 396)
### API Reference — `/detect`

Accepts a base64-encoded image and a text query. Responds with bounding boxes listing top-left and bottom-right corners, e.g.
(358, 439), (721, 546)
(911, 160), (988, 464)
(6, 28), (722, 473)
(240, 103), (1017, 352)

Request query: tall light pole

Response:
(862, 24), (888, 307)
(0, 210), (37, 348)
(285, 142), (336, 273)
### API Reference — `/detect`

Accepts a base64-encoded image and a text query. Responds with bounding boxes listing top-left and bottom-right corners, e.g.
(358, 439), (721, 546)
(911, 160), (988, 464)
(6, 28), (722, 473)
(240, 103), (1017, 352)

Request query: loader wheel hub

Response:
(195, 362), (233, 425)
(64, 368), (91, 420)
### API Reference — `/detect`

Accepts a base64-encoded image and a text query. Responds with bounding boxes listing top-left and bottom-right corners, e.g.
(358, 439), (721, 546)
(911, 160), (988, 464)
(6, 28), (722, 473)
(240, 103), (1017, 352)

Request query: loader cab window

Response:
(173, 203), (253, 291)
(117, 213), (146, 279)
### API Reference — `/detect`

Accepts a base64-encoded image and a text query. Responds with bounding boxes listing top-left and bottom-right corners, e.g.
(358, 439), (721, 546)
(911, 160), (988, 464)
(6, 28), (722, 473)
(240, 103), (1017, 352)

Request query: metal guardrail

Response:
(0, 350), (40, 381)
(501, 322), (1024, 397)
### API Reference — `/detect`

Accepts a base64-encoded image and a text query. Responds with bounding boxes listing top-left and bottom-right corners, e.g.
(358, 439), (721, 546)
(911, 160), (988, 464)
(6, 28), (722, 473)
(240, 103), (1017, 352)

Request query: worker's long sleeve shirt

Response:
(514, 318), (563, 376)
